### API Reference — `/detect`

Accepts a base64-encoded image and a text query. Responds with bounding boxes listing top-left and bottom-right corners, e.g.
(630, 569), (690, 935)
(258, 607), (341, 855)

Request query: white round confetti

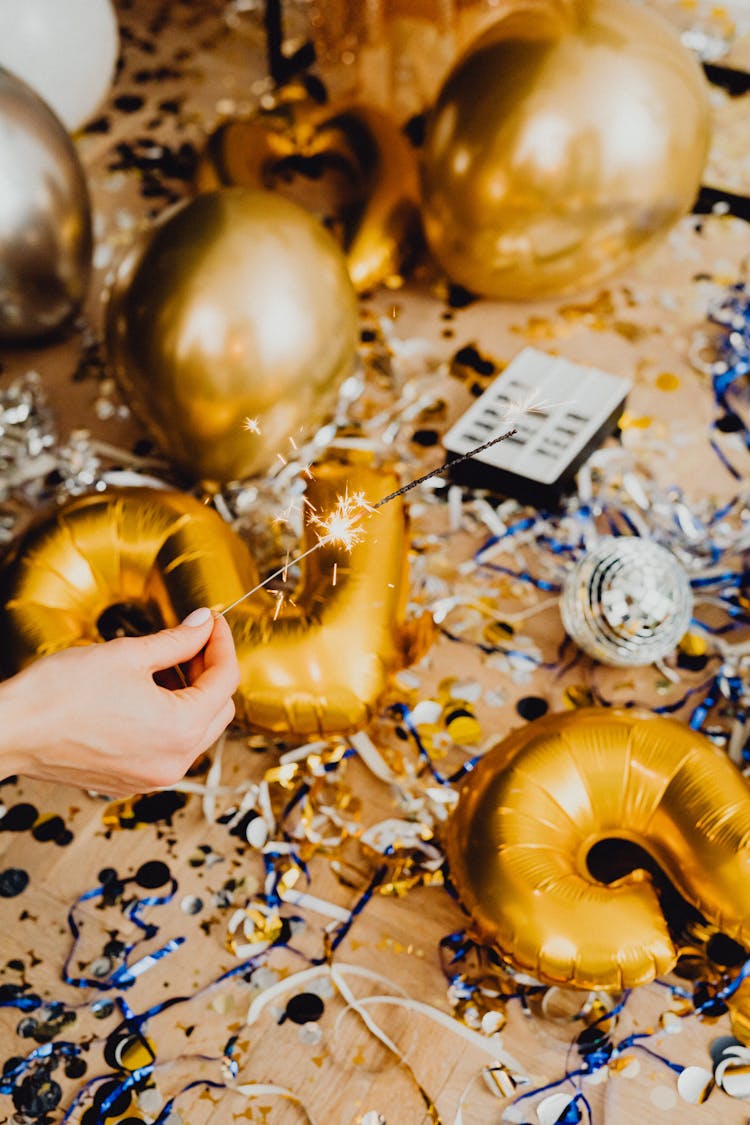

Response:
(537, 1092), (578, 1125)
(299, 1021), (323, 1046)
(245, 816), (268, 848)
(449, 679), (482, 703)
(619, 1057), (640, 1079)
(481, 1010), (505, 1034)
(360, 1113), (386, 1125)
(660, 1011), (683, 1034)
(180, 894), (203, 915)
(716, 1057), (750, 1099)
(676, 1065), (713, 1104)
(138, 1089), (164, 1115)
(409, 699), (443, 726)
(650, 1083), (678, 1110)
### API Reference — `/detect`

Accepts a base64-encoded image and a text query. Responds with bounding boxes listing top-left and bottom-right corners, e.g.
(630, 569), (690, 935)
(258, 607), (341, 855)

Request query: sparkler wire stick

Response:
(220, 427), (517, 617)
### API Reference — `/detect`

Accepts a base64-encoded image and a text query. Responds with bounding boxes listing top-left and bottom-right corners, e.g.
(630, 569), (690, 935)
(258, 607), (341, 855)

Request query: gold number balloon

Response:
(446, 708), (750, 990)
(420, 0), (711, 299)
(194, 87), (421, 293)
(0, 459), (426, 736)
(105, 188), (359, 486)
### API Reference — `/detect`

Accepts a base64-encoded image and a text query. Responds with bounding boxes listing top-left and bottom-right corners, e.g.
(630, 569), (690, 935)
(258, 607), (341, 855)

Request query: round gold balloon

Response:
(194, 88), (421, 293)
(446, 708), (750, 990)
(420, 0), (711, 299)
(105, 188), (359, 485)
(0, 459), (428, 736)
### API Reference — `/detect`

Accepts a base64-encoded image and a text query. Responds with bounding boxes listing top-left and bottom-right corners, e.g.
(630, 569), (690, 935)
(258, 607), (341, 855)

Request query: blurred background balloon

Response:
(105, 188), (359, 485)
(421, 0), (711, 300)
(0, 68), (92, 342)
(195, 86), (422, 293)
(0, 0), (119, 132)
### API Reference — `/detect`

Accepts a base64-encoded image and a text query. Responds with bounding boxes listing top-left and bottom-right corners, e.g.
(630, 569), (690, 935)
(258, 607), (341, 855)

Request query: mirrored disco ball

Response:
(560, 537), (694, 667)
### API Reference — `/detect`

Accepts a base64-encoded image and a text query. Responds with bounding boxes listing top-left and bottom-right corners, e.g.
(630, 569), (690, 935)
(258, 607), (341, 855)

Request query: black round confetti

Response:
(12, 1073), (62, 1115)
(128, 790), (187, 825)
(284, 991), (324, 1024)
(516, 696), (549, 721)
(135, 860), (171, 889)
(31, 815), (66, 844)
(64, 1057), (87, 1079)
(93, 1078), (132, 1117)
(114, 93), (145, 113)
(706, 932), (747, 967)
(0, 868), (29, 897)
(411, 429), (439, 447)
(677, 651), (709, 672)
(98, 867), (119, 885)
(1, 803), (38, 831)
(716, 412), (744, 433)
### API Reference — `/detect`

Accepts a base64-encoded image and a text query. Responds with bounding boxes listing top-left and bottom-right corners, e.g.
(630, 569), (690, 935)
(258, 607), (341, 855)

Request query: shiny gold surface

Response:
(195, 91), (421, 292)
(446, 708), (750, 989)
(0, 67), (92, 341)
(105, 188), (359, 485)
(421, 0), (711, 299)
(0, 460), (426, 736)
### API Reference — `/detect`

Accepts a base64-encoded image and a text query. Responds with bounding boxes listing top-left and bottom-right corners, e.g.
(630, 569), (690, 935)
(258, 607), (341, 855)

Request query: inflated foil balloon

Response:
(0, 0), (118, 132)
(421, 0), (711, 299)
(105, 188), (359, 485)
(0, 67), (92, 341)
(195, 86), (421, 293)
(0, 459), (426, 736)
(446, 708), (750, 990)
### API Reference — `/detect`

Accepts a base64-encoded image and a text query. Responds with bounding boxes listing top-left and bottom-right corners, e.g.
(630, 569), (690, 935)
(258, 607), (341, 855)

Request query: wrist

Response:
(0, 668), (37, 778)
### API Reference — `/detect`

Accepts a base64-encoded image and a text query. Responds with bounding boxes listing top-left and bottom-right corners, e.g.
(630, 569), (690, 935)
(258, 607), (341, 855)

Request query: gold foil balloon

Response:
(420, 0), (711, 299)
(194, 88), (421, 292)
(446, 708), (750, 990)
(0, 67), (92, 341)
(0, 459), (426, 736)
(105, 188), (359, 485)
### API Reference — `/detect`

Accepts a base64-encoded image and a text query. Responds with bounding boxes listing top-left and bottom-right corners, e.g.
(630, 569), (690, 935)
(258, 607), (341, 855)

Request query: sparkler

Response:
(220, 426), (517, 617)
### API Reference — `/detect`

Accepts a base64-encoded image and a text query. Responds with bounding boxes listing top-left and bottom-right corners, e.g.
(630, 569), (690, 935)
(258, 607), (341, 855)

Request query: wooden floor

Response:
(2, 1), (750, 1121)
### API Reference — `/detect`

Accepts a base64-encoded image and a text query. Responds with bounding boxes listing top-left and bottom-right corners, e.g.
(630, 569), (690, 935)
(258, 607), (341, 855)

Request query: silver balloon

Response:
(0, 67), (92, 341)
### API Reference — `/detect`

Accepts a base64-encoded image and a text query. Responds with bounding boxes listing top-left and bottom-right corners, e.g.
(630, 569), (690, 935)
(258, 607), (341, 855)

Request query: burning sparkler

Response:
(220, 426), (517, 617)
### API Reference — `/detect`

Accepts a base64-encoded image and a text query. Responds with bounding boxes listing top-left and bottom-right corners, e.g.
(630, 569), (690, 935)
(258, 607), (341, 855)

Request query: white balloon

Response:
(0, 0), (119, 132)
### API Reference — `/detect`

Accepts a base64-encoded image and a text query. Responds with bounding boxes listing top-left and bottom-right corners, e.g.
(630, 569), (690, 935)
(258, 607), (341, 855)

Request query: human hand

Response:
(0, 607), (240, 796)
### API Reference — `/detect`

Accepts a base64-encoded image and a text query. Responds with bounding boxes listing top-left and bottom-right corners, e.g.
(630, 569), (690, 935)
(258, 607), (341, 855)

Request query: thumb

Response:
(138, 607), (216, 672)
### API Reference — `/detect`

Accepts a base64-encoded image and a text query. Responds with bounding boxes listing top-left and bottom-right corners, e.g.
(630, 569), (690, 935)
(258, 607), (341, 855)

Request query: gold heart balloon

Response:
(105, 187), (359, 486)
(446, 708), (750, 990)
(420, 0), (711, 299)
(0, 458), (429, 736)
(194, 86), (421, 293)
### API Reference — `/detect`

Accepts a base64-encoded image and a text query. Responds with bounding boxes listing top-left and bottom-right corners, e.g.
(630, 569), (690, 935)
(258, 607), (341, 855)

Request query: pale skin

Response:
(0, 606), (240, 797)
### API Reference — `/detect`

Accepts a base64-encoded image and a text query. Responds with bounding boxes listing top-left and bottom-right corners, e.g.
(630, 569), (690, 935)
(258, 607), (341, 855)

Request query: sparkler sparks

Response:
(243, 417), (261, 434)
(220, 426), (518, 618)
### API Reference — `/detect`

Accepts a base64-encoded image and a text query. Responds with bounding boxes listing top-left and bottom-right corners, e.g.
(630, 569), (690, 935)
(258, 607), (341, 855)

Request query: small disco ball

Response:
(560, 536), (694, 667)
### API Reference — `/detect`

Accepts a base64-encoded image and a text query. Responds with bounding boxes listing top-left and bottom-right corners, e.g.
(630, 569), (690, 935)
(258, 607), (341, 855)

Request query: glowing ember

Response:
(312, 489), (375, 550)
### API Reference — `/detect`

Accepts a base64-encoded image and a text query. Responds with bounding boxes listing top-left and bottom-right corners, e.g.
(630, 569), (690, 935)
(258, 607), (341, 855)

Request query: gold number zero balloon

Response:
(446, 708), (750, 990)
(0, 459), (428, 737)
(105, 188), (359, 486)
(194, 87), (421, 293)
(420, 0), (711, 299)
